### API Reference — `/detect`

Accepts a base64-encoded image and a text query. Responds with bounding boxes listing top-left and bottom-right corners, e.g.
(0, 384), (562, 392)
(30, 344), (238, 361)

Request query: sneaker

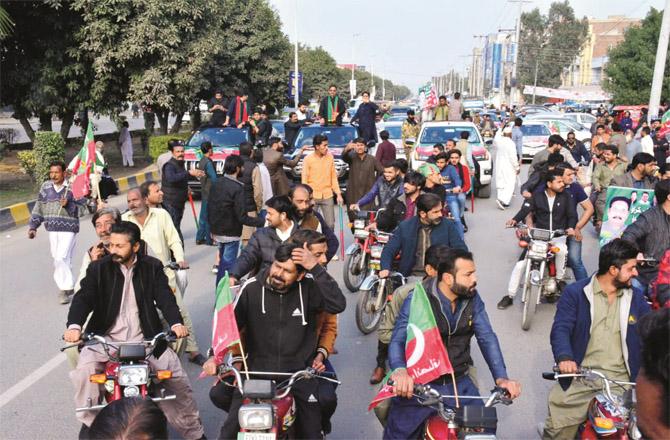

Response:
(211, 265), (218, 274)
(59, 290), (71, 305)
(496, 199), (506, 210)
(497, 295), (513, 309)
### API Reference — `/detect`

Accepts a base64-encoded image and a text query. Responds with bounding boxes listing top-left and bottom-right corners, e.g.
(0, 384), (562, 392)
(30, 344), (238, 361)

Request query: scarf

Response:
(235, 97), (248, 125)
(406, 117), (417, 126)
(327, 96), (339, 123)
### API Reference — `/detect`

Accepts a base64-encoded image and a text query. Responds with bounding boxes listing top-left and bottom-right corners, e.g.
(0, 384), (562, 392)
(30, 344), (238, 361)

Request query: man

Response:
(319, 85), (347, 126)
(156, 138), (181, 179)
(435, 152), (464, 236)
(433, 95), (449, 121)
(255, 110), (272, 146)
(301, 134), (344, 230)
(448, 149), (472, 232)
(640, 126), (654, 155)
(636, 309), (670, 440)
(624, 129), (643, 164)
(376, 171), (425, 232)
(609, 122), (628, 162)
(622, 179), (670, 297)
(417, 162), (447, 201)
(659, 162), (670, 180)
(284, 111), (303, 148)
(480, 114), (495, 133)
(592, 144), (629, 225)
(238, 142), (264, 246)
(343, 138), (383, 217)
(140, 180), (176, 220)
(229, 195), (298, 283)
(529, 134), (579, 175)
(455, 131), (472, 169)
(565, 131), (590, 165)
(653, 129), (669, 164)
(448, 92), (463, 121)
(610, 152), (658, 193)
(264, 136), (305, 196)
(385, 249), (521, 439)
(591, 124), (611, 147)
(512, 117), (524, 159)
(214, 243), (346, 439)
(375, 130), (397, 167)
(426, 143), (444, 165)
(351, 91), (379, 144)
(161, 141), (204, 240)
(64, 222), (205, 439)
(88, 398), (168, 440)
(379, 193), (467, 280)
(226, 93), (251, 128)
(208, 90), (228, 126)
(67, 140), (106, 203)
(498, 170), (577, 309)
(495, 126), (520, 210)
(401, 110), (420, 162)
(296, 100), (313, 122)
(590, 115), (605, 136)
(122, 188), (205, 365)
(28, 161), (83, 304)
(196, 141), (217, 245)
(74, 207), (121, 293)
(289, 184), (339, 261)
(351, 161), (403, 212)
(208, 155), (265, 284)
(542, 239), (651, 439)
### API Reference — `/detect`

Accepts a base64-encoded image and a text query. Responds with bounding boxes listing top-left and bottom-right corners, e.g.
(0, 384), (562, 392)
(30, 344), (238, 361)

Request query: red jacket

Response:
(453, 163), (471, 193)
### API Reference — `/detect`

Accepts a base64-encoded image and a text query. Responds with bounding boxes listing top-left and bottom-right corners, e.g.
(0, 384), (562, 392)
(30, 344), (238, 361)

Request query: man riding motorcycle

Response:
(385, 248), (521, 439)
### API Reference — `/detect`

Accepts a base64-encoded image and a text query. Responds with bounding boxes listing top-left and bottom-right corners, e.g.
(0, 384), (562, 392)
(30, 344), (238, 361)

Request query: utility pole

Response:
(350, 33), (360, 100)
(532, 58), (540, 104)
(509, 0), (532, 107)
(293, 0), (299, 109)
(649, 0), (670, 120)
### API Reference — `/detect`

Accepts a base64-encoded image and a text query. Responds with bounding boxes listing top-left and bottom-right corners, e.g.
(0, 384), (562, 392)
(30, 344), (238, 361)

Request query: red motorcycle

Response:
(62, 332), (178, 412)
(542, 367), (639, 439)
(218, 361), (340, 439)
(343, 209), (381, 292)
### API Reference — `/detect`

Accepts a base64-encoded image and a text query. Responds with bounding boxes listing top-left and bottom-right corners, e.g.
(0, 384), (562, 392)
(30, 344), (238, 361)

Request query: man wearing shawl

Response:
(319, 85), (347, 126)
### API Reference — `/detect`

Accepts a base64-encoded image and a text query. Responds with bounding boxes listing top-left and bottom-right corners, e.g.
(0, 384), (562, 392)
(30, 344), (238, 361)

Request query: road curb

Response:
(0, 169), (159, 232)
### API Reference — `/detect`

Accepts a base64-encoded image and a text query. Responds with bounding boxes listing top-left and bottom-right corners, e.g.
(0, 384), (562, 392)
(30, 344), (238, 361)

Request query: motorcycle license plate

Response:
(237, 433), (275, 440)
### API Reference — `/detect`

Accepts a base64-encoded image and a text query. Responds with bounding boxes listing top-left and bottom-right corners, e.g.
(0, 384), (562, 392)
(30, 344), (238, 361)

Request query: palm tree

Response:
(0, 5), (14, 40)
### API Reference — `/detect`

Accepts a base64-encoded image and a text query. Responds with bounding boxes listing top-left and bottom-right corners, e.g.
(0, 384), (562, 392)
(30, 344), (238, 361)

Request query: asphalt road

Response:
(0, 167), (602, 439)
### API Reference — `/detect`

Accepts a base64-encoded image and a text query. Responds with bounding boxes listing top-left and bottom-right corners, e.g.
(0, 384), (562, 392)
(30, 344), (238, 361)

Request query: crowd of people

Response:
(24, 91), (670, 440)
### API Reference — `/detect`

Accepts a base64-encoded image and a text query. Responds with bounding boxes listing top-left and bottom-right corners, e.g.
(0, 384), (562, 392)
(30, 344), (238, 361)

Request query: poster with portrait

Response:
(599, 186), (655, 247)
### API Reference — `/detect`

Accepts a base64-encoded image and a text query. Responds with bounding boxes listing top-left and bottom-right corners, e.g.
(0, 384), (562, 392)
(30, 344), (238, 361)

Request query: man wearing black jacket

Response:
(208, 155), (265, 285)
(289, 184), (340, 262)
(64, 222), (205, 439)
(498, 169), (577, 309)
(216, 242), (346, 439)
(376, 171), (425, 232)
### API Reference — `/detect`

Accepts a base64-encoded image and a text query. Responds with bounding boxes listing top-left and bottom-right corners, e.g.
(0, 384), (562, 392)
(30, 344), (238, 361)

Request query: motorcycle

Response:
(218, 359), (340, 439)
(542, 367), (639, 439)
(343, 210), (380, 292)
(511, 223), (567, 331)
(391, 380), (512, 439)
(355, 229), (405, 334)
(62, 332), (178, 413)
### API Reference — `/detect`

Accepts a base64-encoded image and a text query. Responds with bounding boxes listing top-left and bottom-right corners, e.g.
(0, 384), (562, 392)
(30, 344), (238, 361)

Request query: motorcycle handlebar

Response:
(165, 262), (189, 270)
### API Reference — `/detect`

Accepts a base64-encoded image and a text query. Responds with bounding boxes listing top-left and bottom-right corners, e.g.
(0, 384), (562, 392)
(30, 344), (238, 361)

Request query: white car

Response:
(562, 112), (596, 128)
(370, 121), (405, 158)
(524, 115), (592, 149)
(412, 121), (492, 198)
(518, 122), (552, 161)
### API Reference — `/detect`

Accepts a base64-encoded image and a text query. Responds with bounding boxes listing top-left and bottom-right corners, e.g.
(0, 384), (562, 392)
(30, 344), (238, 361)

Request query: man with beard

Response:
(385, 249), (522, 439)
(284, 112), (304, 149)
(74, 207), (121, 292)
(213, 242), (346, 439)
(263, 137), (305, 196)
(65, 221), (205, 439)
(375, 171), (425, 233)
(401, 110), (420, 162)
(289, 184), (339, 261)
(319, 85), (347, 126)
(542, 239), (651, 440)
(343, 137), (384, 218)
(592, 144), (627, 225)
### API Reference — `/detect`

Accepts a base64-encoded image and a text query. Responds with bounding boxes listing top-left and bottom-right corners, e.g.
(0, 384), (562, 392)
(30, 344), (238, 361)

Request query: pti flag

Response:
(368, 283), (453, 410)
(212, 272), (241, 363)
(69, 121), (101, 199)
(659, 109), (670, 138)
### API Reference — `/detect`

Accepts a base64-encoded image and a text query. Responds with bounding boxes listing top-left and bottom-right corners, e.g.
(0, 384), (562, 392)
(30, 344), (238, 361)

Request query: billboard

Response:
(599, 186), (655, 247)
(288, 71), (303, 100)
(491, 43), (502, 89)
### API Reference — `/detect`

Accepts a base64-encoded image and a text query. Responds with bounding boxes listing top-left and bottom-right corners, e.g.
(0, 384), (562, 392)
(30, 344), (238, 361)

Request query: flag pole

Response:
(237, 341), (250, 381)
(188, 190), (199, 231)
(338, 205), (345, 259)
(450, 372), (460, 408)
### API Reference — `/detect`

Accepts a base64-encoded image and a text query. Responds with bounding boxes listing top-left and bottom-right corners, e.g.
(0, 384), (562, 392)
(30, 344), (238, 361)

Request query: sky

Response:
(268, 0), (666, 92)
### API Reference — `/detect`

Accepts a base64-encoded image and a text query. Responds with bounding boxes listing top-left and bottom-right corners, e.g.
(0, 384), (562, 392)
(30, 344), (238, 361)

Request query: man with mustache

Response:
(263, 136), (306, 196)
(289, 184), (339, 261)
(541, 239), (651, 439)
(74, 207), (121, 292)
(385, 249), (522, 439)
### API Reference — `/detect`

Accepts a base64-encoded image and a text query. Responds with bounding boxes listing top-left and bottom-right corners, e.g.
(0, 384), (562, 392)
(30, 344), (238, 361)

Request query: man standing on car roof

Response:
(319, 85), (347, 126)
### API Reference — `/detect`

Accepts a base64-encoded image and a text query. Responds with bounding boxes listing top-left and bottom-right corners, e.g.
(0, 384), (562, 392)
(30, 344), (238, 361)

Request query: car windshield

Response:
(390, 107), (411, 115)
(271, 120), (285, 134)
(186, 127), (249, 148)
(483, 113), (500, 121)
(521, 125), (550, 136)
(420, 126), (481, 144)
(294, 126), (357, 148)
(383, 126), (402, 139)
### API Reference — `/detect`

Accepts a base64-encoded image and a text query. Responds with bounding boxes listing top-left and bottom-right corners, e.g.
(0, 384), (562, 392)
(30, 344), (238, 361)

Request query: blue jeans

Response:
(567, 236), (589, 281)
(196, 200), (212, 244)
(446, 196), (464, 238)
(457, 193), (466, 216)
(216, 241), (240, 286)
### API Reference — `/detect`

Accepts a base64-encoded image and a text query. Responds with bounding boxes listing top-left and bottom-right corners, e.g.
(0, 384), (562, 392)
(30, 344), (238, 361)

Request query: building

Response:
(480, 32), (516, 102)
(469, 47), (484, 97)
(562, 16), (640, 87)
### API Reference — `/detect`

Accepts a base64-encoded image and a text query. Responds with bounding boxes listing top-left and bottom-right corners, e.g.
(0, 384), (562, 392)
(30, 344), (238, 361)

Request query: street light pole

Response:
(351, 33), (360, 100)
(649, 0), (670, 120)
(532, 57), (539, 104)
(509, 0), (532, 107)
(293, 0), (299, 109)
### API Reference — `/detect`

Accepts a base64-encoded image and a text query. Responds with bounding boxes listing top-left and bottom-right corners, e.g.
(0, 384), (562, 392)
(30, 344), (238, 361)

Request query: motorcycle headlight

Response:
(354, 219), (366, 230)
(370, 245), (384, 259)
(118, 365), (149, 386)
(238, 403), (273, 430)
(530, 242), (547, 254)
(354, 229), (369, 239)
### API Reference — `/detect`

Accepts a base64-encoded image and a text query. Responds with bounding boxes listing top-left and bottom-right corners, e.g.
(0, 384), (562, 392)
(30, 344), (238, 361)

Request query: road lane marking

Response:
(0, 352), (66, 409)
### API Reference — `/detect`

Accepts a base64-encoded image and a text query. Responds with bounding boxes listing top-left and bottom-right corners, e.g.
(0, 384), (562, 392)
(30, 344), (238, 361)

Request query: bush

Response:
(17, 150), (37, 179)
(33, 131), (65, 183)
(149, 132), (190, 162)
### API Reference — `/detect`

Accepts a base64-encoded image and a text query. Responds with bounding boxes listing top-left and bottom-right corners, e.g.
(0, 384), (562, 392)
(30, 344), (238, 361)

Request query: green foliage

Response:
(0, 5), (15, 40)
(17, 151), (37, 179)
(33, 131), (65, 183)
(604, 8), (669, 105)
(518, 1), (588, 89)
(149, 133), (190, 162)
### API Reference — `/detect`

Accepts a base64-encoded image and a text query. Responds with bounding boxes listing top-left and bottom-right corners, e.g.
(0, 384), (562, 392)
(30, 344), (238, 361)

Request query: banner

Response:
(288, 71), (303, 100)
(599, 186), (655, 247)
(522, 85), (612, 102)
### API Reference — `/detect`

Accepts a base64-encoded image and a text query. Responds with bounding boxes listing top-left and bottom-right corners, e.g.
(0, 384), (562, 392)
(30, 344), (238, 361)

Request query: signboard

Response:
(599, 186), (655, 247)
(349, 79), (357, 99)
(522, 85), (612, 101)
(288, 71), (303, 100)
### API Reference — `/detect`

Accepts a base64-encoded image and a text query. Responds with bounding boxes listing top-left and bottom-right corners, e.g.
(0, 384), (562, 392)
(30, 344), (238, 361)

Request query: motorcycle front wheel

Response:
(522, 282), (541, 331)
(355, 282), (387, 334)
(343, 247), (366, 292)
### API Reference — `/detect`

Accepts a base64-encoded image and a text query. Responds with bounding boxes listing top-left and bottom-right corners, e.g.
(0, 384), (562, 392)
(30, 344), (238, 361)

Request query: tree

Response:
(517, 1), (588, 90)
(604, 8), (670, 105)
(295, 45), (347, 101)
